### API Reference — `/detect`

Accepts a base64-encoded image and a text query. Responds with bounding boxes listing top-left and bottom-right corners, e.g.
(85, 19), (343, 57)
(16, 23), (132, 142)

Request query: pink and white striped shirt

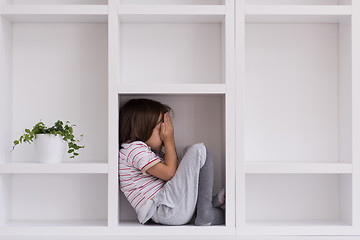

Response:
(119, 141), (165, 223)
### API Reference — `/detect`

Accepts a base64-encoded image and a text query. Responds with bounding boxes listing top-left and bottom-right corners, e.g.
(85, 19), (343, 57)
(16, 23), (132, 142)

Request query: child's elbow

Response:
(163, 169), (176, 181)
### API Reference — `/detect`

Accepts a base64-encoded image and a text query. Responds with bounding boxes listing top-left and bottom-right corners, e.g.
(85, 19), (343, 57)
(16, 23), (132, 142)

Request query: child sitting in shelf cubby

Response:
(119, 98), (225, 226)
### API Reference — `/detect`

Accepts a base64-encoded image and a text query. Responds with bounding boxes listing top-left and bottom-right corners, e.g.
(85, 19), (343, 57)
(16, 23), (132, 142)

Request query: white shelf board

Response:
(117, 221), (234, 236)
(118, 5), (225, 23)
(0, 5), (108, 22)
(245, 162), (352, 174)
(4, 219), (108, 227)
(239, 220), (355, 236)
(0, 163), (108, 174)
(246, 219), (351, 226)
(246, 5), (351, 23)
(0, 220), (109, 235)
(118, 84), (226, 95)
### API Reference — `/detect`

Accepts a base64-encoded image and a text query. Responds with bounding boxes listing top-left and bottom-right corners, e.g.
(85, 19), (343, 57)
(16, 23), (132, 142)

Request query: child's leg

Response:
(151, 143), (207, 225)
(195, 149), (225, 226)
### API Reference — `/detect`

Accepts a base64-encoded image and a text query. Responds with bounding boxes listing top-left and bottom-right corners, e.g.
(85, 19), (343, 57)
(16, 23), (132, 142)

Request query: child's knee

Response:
(186, 143), (207, 167)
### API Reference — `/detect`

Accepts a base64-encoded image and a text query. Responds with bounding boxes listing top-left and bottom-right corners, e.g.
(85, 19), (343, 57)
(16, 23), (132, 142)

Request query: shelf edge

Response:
(245, 162), (352, 174)
(0, 5), (108, 15)
(245, 5), (351, 16)
(118, 84), (226, 95)
(118, 5), (226, 16)
(0, 163), (108, 174)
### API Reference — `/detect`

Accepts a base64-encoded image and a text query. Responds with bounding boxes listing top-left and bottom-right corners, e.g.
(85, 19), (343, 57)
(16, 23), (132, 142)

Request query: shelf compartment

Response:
(244, 22), (352, 163)
(0, 5), (108, 22)
(245, 5), (351, 23)
(0, 173), (108, 227)
(119, 22), (223, 85)
(118, 5), (225, 23)
(10, 22), (108, 164)
(245, 174), (352, 226)
(245, 162), (352, 174)
(118, 94), (227, 225)
(118, 84), (226, 94)
(0, 163), (108, 174)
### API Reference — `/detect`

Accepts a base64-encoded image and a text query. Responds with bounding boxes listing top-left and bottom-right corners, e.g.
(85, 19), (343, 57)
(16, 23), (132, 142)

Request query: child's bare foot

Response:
(212, 188), (225, 208)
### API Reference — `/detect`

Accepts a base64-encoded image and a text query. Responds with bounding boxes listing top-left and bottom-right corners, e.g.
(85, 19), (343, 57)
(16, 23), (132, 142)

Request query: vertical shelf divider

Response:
(352, 0), (360, 228)
(235, 0), (246, 230)
(224, 0), (236, 229)
(0, 1), (13, 227)
(108, 0), (119, 229)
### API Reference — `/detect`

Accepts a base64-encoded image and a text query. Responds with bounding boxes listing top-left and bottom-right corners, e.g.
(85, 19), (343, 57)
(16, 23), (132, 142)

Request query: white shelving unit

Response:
(0, 0), (359, 238)
(236, 0), (360, 236)
(0, 0), (109, 235)
(113, 0), (236, 235)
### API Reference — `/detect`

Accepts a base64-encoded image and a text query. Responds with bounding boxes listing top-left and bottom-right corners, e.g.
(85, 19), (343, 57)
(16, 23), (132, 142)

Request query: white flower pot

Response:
(34, 134), (66, 163)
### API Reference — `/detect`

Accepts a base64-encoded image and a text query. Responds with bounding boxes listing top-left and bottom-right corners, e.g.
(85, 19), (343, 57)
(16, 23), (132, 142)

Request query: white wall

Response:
(339, 20), (352, 164)
(245, 23), (339, 163)
(338, 13), (353, 224)
(120, 23), (222, 84)
(12, 174), (108, 221)
(0, 10), (12, 164)
(11, 23), (108, 163)
(246, 174), (344, 222)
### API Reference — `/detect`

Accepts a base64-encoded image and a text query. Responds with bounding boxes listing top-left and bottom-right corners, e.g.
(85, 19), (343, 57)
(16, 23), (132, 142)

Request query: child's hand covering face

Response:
(160, 113), (174, 144)
(145, 114), (163, 152)
(145, 112), (177, 181)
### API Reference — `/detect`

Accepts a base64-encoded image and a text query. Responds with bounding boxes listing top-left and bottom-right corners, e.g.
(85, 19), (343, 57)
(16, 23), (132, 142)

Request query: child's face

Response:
(145, 114), (163, 152)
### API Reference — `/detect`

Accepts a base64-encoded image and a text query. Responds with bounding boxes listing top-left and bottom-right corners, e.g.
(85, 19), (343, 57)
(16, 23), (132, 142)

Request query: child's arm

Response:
(146, 113), (177, 181)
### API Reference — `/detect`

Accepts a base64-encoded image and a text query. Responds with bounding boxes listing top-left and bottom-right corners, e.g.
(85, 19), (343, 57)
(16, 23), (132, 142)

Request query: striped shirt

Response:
(119, 141), (165, 223)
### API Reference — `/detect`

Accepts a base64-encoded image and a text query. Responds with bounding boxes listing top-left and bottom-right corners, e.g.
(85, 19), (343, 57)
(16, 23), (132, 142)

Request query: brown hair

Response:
(119, 98), (171, 148)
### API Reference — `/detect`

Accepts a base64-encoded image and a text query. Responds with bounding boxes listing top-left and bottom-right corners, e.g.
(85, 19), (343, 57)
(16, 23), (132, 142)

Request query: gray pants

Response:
(151, 143), (207, 225)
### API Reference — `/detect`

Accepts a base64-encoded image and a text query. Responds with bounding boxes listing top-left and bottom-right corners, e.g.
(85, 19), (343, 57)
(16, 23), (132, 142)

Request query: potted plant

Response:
(12, 120), (84, 163)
